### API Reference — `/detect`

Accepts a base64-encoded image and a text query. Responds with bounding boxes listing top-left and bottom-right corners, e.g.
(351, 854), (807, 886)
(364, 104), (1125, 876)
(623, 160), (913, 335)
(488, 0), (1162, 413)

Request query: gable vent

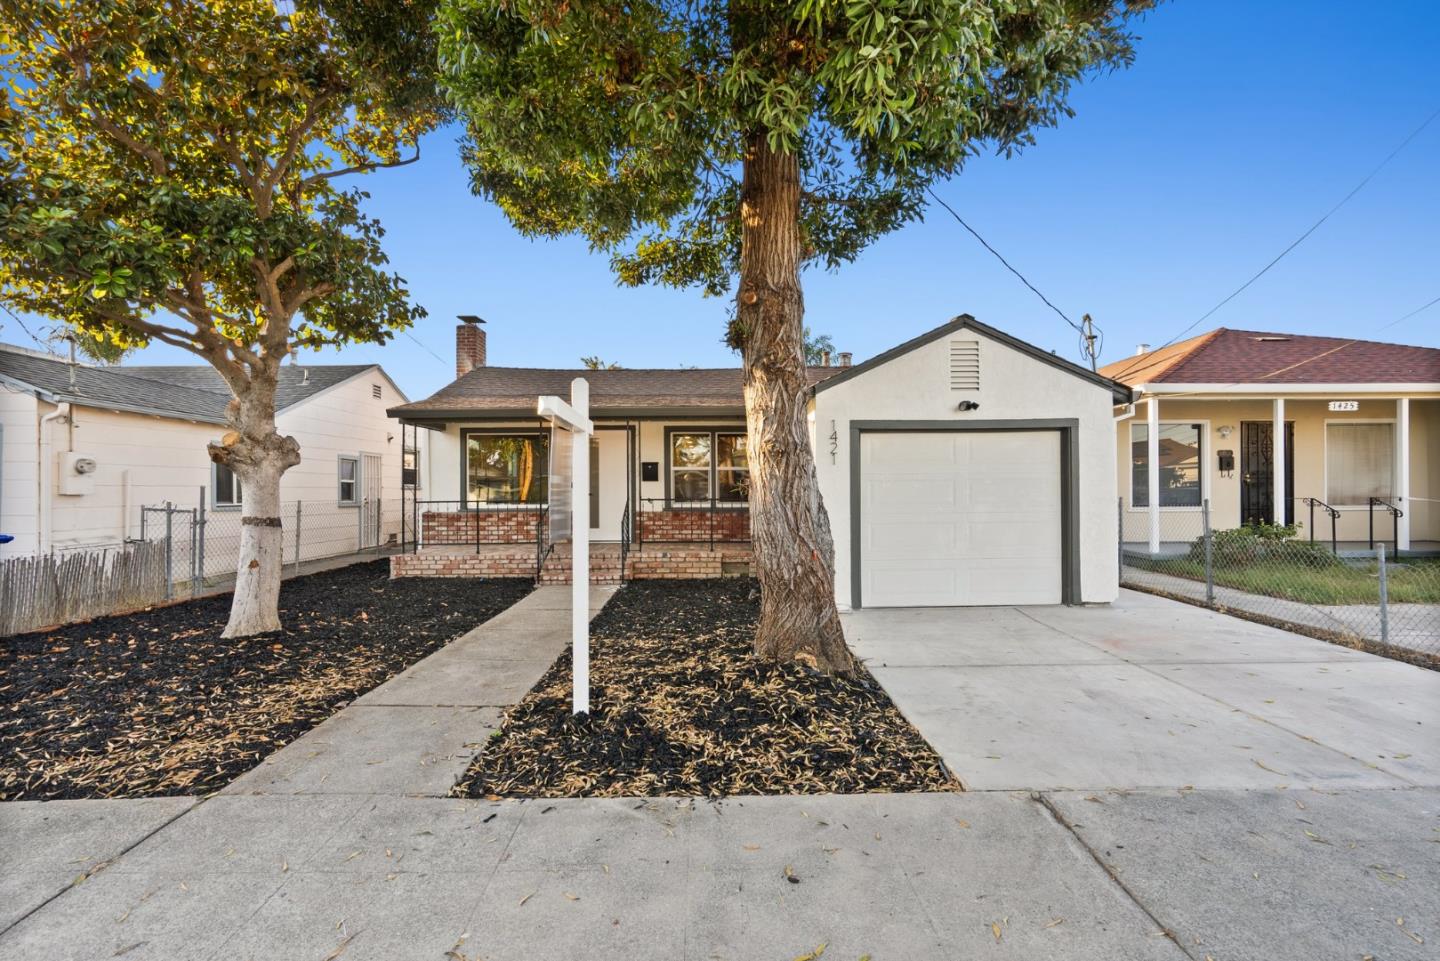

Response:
(949, 340), (980, 391)
(371, 384), (383, 399)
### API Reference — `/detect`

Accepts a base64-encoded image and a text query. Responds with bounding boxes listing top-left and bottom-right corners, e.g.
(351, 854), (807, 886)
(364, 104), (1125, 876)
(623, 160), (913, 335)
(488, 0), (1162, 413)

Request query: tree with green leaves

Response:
(580, 355), (622, 369)
(803, 327), (835, 365)
(434, 0), (1153, 672)
(0, 0), (442, 636)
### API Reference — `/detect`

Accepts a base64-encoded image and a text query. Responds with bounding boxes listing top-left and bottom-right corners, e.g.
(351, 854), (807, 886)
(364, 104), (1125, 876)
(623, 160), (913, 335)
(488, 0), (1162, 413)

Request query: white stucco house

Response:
(390, 316), (1131, 607)
(0, 342), (413, 564)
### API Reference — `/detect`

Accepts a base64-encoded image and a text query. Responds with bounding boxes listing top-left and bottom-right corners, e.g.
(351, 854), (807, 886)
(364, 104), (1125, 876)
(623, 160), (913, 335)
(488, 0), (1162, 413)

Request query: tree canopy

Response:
(0, 0), (442, 383)
(435, 0), (1152, 338)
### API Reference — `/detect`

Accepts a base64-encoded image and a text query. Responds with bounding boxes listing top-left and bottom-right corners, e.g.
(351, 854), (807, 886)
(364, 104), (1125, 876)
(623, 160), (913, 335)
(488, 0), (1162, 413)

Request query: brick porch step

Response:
(390, 543), (753, 583)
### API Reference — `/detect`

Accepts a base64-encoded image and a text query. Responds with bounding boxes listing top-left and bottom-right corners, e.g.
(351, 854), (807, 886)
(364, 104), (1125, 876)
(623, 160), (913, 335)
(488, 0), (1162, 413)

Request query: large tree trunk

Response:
(737, 133), (854, 674)
(211, 371), (301, 638)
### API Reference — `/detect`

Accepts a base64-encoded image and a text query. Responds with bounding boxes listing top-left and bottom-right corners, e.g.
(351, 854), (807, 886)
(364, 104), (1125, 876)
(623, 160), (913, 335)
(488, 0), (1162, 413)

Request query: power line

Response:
(1107, 104), (1440, 382)
(926, 187), (1085, 336)
(0, 303), (53, 352)
(402, 329), (449, 368)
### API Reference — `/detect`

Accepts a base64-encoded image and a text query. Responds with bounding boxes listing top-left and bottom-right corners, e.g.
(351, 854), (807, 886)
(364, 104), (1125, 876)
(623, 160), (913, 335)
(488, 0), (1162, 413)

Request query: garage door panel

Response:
(860, 430), (1062, 607)
(862, 433), (960, 469)
(864, 477), (959, 512)
(864, 520), (958, 557)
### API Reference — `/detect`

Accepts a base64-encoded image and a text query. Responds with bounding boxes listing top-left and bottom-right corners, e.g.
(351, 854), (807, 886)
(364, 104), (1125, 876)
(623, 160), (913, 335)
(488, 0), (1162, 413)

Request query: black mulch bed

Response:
(1, 561), (532, 801)
(452, 578), (958, 798)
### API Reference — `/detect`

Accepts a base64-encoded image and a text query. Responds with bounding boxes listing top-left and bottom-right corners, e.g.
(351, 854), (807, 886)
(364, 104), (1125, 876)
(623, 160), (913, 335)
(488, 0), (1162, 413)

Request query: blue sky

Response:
(5, 0), (1438, 401)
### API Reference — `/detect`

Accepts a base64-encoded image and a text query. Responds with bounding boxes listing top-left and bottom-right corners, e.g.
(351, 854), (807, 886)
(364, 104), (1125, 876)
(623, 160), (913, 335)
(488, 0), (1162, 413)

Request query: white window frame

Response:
(1323, 418), (1396, 510)
(666, 428), (749, 505)
(337, 454), (360, 507)
(212, 462), (243, 510)
(1128, 419), (1209, 511)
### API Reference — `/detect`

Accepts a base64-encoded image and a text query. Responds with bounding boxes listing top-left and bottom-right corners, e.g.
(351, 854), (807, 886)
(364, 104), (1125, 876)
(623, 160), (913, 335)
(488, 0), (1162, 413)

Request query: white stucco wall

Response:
(812, 324), (1120, 607)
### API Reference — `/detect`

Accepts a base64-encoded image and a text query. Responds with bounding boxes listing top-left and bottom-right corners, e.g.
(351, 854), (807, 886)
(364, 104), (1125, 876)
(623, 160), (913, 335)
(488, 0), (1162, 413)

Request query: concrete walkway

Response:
(5, 587), (1437, 960)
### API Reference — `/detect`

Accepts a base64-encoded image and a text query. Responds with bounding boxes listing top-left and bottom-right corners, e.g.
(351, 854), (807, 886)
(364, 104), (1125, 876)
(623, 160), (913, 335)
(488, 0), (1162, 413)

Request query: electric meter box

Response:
(58, 451), (98, 495)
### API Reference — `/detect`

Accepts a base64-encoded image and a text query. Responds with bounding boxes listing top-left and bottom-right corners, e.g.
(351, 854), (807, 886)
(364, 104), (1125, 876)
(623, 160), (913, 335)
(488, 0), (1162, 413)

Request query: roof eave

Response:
(812, 314), (1133, 404)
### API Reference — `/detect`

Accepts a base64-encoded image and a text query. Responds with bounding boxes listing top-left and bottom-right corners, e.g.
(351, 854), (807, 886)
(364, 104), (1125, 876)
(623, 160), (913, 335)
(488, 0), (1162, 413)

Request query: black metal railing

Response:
(618, 499), (632, 582)
(534, 504), (552, 581)
(1300, 497), (1340, 554)
(1368, 496), (1403, 554)
(633, 497), (750, 552)
(406, 499), (548, 554)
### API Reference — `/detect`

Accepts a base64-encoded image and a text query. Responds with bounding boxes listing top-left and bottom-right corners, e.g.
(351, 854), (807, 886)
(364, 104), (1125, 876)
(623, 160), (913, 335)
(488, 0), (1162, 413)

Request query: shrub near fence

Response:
(1120, 498), (1440, 660)
(0, 540), (168, 636)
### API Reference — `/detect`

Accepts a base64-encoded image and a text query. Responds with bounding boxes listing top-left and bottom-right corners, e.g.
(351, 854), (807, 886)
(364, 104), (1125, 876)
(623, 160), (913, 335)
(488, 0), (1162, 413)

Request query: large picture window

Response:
(1131, 423), (1202, 508)
(1326, 422), (1393, 506)
(669, 429), (748, 503)
(465, 433), (548, 505)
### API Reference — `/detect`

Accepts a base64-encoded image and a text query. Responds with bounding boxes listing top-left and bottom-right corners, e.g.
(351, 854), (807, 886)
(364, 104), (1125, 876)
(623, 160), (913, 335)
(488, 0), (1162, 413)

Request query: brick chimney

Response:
(456, 315), (486, 378)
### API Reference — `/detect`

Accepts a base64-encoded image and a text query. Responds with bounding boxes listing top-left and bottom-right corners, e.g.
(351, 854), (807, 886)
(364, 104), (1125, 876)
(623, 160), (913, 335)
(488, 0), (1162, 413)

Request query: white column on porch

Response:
(1272, 397), (1286, 526)
(1397, 397), (1411, 551)
(1147, 394), (1161, 554)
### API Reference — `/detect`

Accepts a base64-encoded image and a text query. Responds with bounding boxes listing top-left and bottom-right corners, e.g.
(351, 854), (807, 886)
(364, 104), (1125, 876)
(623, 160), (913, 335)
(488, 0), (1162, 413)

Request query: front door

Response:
(591, 429), (629, 541)
(1239, 421), (1294, 526)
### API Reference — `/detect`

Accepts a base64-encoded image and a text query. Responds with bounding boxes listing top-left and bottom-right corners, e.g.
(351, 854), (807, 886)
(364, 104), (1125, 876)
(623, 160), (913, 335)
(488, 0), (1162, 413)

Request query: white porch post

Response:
(1397, 397), (1411, 551)
(1147, 395), (1161, 554)
(1272, 397), (1285, 526)
(570, 379), (590, 714)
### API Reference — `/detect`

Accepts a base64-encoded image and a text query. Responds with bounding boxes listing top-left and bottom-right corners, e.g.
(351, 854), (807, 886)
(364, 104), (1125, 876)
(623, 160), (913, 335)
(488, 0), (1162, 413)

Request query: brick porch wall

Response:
(421, 509), (541, 545)
(390, 549), (537, 578)
(636, 508), (750, 543)
(390, 546), (752, 581)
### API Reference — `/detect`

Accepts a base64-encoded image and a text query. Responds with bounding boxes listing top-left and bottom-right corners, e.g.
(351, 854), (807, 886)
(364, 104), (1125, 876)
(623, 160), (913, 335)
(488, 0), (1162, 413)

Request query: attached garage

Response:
(812, 315), (1131, 609)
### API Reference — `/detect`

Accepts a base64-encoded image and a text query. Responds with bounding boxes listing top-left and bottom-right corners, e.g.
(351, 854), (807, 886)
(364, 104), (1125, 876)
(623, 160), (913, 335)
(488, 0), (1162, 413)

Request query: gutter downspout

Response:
(38, 401), (70, 554)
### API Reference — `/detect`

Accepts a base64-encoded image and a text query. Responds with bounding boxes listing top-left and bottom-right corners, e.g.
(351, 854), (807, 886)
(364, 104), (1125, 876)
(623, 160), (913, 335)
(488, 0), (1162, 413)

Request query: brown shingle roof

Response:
(389, 365), (847, 418)
(1099, 328), (1440, 386)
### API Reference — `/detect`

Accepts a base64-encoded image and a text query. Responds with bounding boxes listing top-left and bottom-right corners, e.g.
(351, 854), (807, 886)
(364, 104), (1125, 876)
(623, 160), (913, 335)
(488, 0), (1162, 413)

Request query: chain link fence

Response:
(1119, 498), (1440, 660)
(135, 495), (403, 598)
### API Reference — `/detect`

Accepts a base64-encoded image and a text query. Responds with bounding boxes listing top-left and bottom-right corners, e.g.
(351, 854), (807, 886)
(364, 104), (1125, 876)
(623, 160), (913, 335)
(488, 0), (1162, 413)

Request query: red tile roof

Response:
(1099, 329), (1440, 386)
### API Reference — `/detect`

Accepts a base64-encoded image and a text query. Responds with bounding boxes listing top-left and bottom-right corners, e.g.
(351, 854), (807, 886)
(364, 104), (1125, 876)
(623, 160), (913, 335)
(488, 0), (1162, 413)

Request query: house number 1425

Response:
(1327, 400), (1360, 411)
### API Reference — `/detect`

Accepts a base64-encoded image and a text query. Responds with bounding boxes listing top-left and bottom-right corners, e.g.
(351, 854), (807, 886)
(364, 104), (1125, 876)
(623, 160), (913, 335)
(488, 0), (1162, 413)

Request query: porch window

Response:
(465, 433), (548, 505)
(1325, 422), (1393, 506)
(1131, 423), (1202, 508)
(669, 430), (749, 502)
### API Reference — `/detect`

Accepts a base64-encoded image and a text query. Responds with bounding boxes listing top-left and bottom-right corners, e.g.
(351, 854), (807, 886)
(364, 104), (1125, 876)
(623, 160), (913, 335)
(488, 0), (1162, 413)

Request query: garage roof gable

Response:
(813, 315), (1133, 404)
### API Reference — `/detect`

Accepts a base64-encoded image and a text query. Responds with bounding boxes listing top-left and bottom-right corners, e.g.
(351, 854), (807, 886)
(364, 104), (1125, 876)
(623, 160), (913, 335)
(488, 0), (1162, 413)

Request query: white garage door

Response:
(859, 431), (1063, 606)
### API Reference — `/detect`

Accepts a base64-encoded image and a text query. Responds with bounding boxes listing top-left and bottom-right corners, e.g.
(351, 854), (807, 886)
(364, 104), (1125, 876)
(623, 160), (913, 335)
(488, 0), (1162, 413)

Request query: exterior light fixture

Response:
(957, 400), (980, 412)
(1218, 424), (1233, 439)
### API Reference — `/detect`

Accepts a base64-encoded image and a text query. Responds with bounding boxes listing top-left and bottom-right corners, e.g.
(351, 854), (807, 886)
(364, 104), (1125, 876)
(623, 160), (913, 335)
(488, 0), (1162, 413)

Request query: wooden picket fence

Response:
(0, 540), (169, 637)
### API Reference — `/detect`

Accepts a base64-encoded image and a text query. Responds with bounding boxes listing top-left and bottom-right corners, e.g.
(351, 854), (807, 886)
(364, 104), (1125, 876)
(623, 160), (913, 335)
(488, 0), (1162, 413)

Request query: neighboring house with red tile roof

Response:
(389, 316), (1133, 608)
(1099, 329), (1440, 555)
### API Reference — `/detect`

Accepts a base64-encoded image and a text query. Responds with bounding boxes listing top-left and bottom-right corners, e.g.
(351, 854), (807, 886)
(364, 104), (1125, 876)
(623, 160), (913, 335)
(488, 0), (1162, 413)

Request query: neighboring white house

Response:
(388, 316), (1130, 607)
(0, 343), (414, 568)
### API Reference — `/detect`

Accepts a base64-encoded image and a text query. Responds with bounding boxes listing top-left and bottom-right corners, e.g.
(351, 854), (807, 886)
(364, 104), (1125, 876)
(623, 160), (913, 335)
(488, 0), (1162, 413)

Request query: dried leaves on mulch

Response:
(452, 578), (958, 798)
(0, 561), (532, 801)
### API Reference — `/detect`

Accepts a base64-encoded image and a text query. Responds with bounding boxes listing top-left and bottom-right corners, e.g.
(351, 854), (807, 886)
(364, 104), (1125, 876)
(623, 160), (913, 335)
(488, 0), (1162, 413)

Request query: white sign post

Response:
(538, 378), (593, 715)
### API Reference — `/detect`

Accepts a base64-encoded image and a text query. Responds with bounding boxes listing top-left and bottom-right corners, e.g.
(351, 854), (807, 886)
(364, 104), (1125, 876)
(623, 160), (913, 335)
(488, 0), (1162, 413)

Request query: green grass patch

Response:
(1129, 555), (1440, 606)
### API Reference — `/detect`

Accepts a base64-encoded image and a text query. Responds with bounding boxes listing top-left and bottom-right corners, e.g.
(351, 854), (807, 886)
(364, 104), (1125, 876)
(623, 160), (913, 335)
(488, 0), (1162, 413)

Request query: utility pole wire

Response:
(1106, 104), (1440, 381)
(402, 329), (450, 368)
(926, 187), (1085, 336)
(0, 303), (53, 352)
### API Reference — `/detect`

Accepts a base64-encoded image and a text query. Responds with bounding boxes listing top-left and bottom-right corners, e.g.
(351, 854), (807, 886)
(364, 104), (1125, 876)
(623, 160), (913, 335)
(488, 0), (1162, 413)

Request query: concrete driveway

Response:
(843, 588), (1439, 792)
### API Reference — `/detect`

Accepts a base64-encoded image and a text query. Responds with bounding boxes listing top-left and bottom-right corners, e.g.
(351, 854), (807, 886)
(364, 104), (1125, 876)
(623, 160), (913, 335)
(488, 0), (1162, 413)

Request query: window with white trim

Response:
(214, 463), (242, 507)
(1130, 423), (1202, 508)
(669, 430), (748, 503)
(1326, 422), (1393, 506)
(338, 455), (359, 505)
